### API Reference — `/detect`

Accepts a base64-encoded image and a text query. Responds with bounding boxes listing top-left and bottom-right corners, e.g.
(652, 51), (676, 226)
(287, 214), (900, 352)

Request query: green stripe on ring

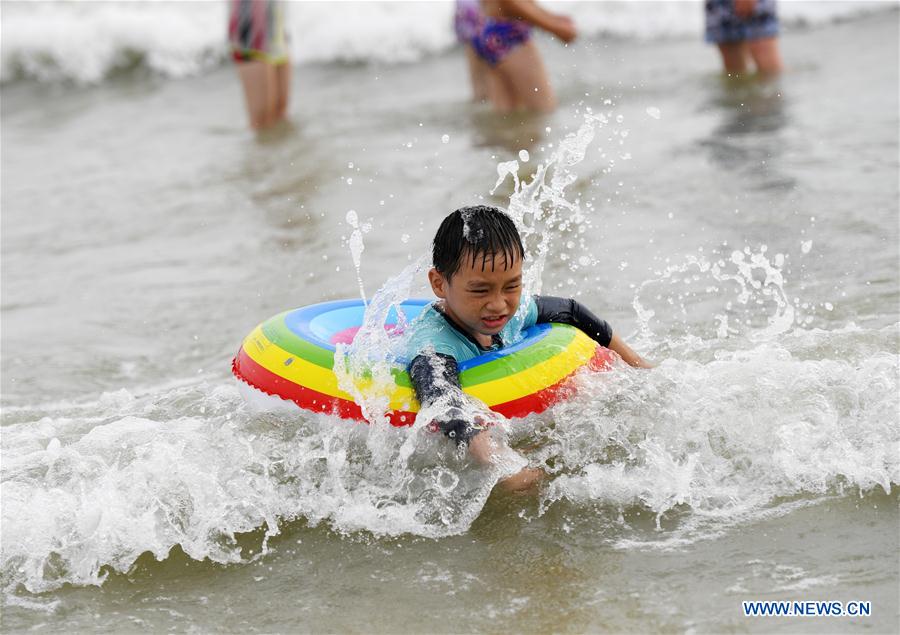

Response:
(261, 312), (335, 370)
(260, 315), (581, 391)
(261, 313), (416, 388)
(459, 324), (579, 387)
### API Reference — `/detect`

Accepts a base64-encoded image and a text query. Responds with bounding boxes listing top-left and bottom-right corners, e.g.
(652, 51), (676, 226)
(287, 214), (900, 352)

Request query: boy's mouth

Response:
(481, 315), (508, 330)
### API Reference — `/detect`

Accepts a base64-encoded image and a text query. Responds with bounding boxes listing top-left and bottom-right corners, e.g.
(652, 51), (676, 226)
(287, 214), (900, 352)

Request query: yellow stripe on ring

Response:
(242, 325), (596, 413)
(465, 331), (597, 406)
(242, 326), (419, 411)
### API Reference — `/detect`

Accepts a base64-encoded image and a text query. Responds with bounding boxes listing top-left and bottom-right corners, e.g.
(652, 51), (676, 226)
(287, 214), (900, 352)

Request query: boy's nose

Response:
(486, 294), (507, 313)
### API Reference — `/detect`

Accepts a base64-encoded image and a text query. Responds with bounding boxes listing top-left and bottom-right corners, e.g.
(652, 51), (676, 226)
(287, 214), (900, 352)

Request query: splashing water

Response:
(535, 336), (899, 547)
(344, 209), (369, 303)
(631, 244), (796, 353)
(333, 255), (426, 430)
(486, 110), (610, 316)
(491, 159), (520, 194)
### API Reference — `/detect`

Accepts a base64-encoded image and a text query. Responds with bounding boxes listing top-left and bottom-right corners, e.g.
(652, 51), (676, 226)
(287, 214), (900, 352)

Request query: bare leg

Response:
(464, 46), (489, 103)
(748, 36), (783, 75)
(236, 60), (275, 129)
(484, 65), (516, 113)
(717, 42), (751, 76)
(273, 60), (291, 122)
(262, 63), (279, 126)
(493, 40), (556, 113)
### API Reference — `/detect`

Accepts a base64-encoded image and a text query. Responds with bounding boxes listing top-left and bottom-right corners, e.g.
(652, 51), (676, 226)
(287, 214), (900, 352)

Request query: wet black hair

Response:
(432, 205), (524, 280)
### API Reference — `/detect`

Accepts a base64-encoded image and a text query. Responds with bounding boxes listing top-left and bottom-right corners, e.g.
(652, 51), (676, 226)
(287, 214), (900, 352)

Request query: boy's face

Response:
(428, 250), (523, 345)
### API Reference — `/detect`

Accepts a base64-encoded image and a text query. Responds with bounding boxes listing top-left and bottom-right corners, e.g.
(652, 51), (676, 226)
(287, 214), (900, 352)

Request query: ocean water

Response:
(2, 2), (899, 633)
(0, 1), (887, 83)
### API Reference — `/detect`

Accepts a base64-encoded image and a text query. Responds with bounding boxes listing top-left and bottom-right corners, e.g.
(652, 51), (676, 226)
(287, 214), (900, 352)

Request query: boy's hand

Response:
(430, 407), (487, 444)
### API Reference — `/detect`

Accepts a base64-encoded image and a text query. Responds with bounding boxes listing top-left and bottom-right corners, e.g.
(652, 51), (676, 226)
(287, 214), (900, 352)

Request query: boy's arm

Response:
(606, 333), (654, 369)
(410, 353), (543, 490)
(408, 353), (486, 444)
(534, 295), (653, 368)
(497, 0), (577, 42)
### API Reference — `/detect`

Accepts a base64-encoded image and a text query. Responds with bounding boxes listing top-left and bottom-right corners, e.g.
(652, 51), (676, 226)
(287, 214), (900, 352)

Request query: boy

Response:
(406, 206), (651, 492)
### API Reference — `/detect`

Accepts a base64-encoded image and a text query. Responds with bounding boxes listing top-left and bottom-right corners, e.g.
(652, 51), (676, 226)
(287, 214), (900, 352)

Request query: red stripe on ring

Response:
(232, 347), (417, 427)
(233, 344), (616, 427)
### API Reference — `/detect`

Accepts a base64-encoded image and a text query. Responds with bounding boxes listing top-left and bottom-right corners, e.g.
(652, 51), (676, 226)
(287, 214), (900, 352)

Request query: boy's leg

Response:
(273, 60), (291, 121)
(747, 37), (783, 75)
(236, 60), (274, 129)
(495, 40), (556, 113)
(717, 42), (751, 75)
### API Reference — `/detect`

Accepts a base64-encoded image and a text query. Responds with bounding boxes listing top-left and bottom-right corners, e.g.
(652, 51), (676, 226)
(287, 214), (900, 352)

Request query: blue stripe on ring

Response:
(283, 299), (431, 351)
(280, 298), (554, 370)
(457, 323), (551, 370)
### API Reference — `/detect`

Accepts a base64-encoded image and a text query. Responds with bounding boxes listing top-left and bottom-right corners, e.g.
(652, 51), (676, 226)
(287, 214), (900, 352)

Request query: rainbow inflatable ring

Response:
(232, 299), (615, 426)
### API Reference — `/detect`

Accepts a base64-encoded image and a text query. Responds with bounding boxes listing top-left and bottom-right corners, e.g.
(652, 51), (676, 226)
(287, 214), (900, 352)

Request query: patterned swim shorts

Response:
(705, 0), (779, 44)
(228, 0), (289, 65)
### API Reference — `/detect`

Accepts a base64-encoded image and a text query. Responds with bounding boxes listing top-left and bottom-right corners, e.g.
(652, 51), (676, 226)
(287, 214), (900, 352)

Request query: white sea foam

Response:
(2, 328), (896, 594)
(0, 1), (890, 84)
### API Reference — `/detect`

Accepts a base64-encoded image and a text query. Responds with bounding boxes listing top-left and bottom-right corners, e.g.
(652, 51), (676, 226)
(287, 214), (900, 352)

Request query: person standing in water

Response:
(705, 0), (783, 76)
(473, 0), (577, 113)
(228, 0), (291, 129)
(455, 0), (489, 103)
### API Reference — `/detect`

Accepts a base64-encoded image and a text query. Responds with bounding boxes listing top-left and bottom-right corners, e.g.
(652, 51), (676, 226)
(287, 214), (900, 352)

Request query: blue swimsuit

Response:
(471, 17), (532, 66)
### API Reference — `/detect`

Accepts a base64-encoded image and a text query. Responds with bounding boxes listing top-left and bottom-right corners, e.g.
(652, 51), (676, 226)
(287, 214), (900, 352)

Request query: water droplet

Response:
(441, 134), (450, 144)
(646, 106), (661, 120)
(518, 149), (530, 162)
(401, 234), (410, 243)
(801, 240), (812, 254)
